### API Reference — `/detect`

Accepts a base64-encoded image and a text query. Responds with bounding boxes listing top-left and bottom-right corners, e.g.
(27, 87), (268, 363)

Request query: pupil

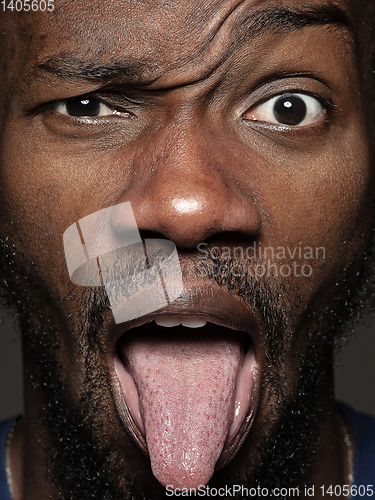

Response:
(66, 97), (101, 117)
(273, 94), (307, 126)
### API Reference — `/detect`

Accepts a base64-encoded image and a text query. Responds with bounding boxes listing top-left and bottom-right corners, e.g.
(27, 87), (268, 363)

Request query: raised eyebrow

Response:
(235, 4), (356, 49)
(33, 4), (355, 87)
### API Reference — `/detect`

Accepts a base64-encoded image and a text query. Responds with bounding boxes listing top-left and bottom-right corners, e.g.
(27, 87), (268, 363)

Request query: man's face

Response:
(0, 0), (373, 498)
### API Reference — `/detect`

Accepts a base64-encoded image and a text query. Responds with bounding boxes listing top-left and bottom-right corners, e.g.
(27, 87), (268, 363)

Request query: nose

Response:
(113, 125), (261, 249)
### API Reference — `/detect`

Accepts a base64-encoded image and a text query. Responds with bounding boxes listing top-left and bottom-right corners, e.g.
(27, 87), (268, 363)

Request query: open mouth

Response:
(110, 310), (259, 490)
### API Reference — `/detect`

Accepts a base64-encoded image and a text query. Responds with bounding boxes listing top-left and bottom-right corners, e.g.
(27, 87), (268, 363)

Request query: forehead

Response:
(4, 0), (356, 90)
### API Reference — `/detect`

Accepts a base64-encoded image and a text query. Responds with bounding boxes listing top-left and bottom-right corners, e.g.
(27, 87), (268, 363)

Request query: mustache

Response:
(74, 250), (293, 361)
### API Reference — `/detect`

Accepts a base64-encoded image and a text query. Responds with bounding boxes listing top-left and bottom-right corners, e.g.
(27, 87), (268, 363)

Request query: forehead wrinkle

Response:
(144, 2), (356, 88)
(18, 1), (355, 92)
(25, 1), (252, 89)
(15, 0), (256, 91)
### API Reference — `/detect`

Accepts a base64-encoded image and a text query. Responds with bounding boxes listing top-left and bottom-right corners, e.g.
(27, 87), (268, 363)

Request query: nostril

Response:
(138, 230), (170, 241)
(203, 231), (260, 246)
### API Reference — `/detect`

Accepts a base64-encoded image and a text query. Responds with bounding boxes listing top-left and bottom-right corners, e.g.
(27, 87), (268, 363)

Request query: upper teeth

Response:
(155, 316), (207, 328)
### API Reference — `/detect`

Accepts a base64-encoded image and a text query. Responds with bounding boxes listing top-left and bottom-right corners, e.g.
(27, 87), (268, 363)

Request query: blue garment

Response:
(339, 402), (375, 489)
(0, 405), (374, 498)
(0, 417), (14, 500)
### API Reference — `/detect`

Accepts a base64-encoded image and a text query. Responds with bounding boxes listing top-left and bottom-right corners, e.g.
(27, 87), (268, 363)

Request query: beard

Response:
(0, 233), (372, 499)
(22, 315), (330, 500)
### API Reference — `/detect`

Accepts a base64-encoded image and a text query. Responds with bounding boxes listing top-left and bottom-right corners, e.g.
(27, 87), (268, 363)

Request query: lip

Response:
(105, 283), (264, 474)
(107, 284), (263, 346)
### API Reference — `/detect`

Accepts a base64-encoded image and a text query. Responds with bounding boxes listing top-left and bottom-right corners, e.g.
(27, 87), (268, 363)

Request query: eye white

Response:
(248, 93), (325, 127)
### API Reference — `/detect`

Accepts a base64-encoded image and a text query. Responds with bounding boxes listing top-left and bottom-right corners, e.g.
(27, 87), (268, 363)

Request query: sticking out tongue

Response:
(122, 330), (243, 489)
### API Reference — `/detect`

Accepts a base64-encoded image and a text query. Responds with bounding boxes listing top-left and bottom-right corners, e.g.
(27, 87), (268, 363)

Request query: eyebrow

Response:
(244, 4), (355, 37)
(36, 4), (355, 86)
(37, 58), (156, 86)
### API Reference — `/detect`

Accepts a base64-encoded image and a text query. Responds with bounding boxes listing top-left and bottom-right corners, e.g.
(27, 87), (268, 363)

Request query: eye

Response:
(244, 93), (325, 127)
(55, 96), (120, 118)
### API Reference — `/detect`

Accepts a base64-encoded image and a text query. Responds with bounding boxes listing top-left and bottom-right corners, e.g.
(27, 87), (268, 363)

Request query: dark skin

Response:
(1, 0), (375, 498)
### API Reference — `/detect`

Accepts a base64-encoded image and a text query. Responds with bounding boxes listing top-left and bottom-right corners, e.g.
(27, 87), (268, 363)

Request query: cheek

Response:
(257, 133), (372, 327)
(0, 114), (132, 297)
(270, 147), (371, 249)
(0, 126), (90, 296)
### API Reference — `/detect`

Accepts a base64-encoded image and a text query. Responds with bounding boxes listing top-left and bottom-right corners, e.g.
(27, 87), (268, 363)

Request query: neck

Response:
(302, 367), (353, 498)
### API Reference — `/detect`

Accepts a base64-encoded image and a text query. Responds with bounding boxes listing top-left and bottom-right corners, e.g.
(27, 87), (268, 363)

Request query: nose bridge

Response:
(124, 120), (261, 248)
(156, 122), (225, 193)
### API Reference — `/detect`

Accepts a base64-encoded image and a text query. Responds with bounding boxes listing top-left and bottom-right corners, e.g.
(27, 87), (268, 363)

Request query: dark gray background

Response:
(1, 308), (374, 420)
